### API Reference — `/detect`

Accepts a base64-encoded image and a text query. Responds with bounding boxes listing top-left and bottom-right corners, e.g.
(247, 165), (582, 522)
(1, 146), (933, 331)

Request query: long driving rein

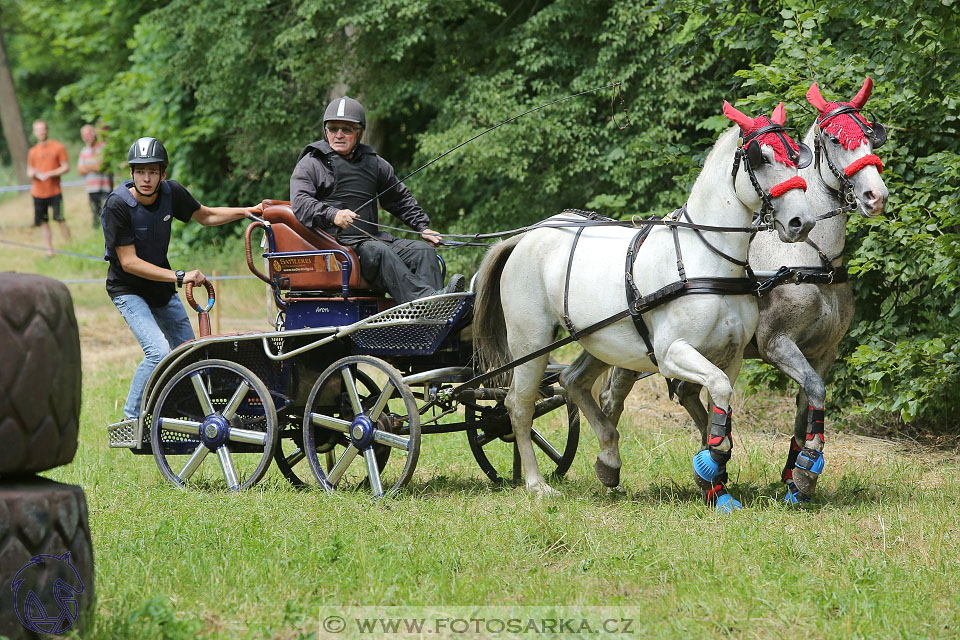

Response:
(451, 126), (810, 394)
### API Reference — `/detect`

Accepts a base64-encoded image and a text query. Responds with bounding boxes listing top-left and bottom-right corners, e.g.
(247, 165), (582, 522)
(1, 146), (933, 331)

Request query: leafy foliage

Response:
(4, 0), (958, 426)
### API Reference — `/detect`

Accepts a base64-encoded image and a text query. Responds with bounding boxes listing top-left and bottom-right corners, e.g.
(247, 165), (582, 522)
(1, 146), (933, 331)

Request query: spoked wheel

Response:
(150, 359), (278, 490)
(466, 395), (580, 485)
(272, 419), (311, 487)
(302, 356), (420, 497)
(274, 370), (388, 487)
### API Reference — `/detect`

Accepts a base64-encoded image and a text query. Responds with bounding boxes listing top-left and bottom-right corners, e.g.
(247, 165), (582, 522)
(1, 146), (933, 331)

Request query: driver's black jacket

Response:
(290, 140), (430, 242)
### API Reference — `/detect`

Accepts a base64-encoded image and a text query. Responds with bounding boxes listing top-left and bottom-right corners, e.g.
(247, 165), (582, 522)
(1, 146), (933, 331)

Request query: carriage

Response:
(107, 85), (885, 508)
(107, 200), (580, 496)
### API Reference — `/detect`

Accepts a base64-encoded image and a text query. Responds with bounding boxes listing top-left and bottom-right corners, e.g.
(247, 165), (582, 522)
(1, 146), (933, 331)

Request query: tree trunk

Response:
(0, 31), (29, 185)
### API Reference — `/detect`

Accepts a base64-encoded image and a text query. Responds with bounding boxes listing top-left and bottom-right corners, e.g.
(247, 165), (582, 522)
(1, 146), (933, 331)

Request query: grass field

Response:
(2, 188), (959, 639)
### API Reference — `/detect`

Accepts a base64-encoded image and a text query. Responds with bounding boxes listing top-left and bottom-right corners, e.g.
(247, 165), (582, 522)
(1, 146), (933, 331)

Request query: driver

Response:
(290, 96), (464, 302)
(102, 137), (263, 427)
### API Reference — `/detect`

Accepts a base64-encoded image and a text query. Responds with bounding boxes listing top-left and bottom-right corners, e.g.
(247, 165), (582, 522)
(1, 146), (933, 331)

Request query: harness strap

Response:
(681, 205), (750, 270)
(671, 224), (686, 282)
(803, 236), (834, 269)
(562, 225), (587, 335)
(624, 226), (658, 363)
(453, 308), (632, 395)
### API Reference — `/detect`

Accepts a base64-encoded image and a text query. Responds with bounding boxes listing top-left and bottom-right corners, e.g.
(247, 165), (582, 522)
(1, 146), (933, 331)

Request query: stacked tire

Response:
(0, 273), (93, 639)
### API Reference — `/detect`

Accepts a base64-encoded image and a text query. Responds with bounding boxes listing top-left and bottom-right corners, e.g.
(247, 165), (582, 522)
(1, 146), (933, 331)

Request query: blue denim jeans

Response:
(113, 293), (195, 418)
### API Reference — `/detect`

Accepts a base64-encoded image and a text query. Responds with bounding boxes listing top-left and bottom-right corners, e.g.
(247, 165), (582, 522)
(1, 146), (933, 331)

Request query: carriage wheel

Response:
(150, 359), (278, 491)
(466, 396), (580, 485)
(274, 370), (389, 487)
(302, 356), (420, 497)
(271, 419), (314, 487)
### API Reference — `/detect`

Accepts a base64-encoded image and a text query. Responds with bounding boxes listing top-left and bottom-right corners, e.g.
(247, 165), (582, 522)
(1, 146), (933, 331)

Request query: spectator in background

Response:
(77, 124), (113, 228)
(27, 119), (71, 257)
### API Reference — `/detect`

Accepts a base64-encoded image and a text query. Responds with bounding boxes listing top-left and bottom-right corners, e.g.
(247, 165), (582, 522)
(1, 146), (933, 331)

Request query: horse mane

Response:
(687, 127), (740, 201)
(472, 234), (525, 386)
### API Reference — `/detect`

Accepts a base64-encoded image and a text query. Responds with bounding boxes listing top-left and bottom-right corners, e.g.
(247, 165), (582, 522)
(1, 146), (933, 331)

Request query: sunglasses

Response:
(325, 125), (360, 134)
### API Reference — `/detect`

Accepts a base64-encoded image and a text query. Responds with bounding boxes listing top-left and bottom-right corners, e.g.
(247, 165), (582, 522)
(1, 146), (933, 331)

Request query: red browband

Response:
(844, 154), (884, 177)
(769, 175), (807, 197)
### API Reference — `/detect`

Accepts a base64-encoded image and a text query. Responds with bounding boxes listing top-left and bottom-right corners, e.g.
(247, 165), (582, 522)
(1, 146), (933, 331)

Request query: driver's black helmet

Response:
(323, 97), (366, 129)
(127, 137), (168, 168)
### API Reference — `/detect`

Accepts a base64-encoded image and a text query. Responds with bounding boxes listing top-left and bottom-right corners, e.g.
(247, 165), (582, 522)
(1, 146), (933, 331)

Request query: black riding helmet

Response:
(127, 137), (168, 169)
(323, 97), (366, 141)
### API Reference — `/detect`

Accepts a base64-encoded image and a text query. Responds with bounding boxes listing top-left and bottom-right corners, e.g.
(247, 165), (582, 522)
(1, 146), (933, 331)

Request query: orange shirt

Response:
(28, 140), (68, 198)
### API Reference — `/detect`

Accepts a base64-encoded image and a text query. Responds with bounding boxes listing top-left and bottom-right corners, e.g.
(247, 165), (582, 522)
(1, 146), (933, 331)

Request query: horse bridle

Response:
(813, 104), (886, 221)
(730, 123), (812, 226)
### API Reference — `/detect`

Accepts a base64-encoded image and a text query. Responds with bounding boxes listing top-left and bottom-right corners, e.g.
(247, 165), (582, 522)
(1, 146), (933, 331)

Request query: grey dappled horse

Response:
(606, 78), (889, 504)
(474, 101), (816, 510)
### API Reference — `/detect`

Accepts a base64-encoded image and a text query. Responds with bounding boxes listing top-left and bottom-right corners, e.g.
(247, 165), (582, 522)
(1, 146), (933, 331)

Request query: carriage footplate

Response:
(692, 406), (733, 483)
(107, 417), (139, 449)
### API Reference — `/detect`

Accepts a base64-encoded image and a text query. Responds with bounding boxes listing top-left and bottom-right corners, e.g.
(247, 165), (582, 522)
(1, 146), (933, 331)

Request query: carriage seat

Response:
(258, 200), (375, 294)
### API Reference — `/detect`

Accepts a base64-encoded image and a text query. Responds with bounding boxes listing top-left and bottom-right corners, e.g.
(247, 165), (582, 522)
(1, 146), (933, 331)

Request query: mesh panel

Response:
(350, 294), (470, 354)
(107, 421), (137, 448)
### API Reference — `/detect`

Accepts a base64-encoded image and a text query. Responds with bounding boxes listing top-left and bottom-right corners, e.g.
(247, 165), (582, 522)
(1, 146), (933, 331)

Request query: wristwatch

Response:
(175, 270), (185, 288)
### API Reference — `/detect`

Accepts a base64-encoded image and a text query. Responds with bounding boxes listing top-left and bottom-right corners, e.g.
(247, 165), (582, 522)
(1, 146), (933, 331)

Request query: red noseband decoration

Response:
(769, 175), (807, 198)
(844, 154), (884, 177)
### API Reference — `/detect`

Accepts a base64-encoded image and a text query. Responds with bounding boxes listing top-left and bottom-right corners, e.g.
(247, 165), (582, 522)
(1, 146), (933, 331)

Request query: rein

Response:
(338, 209), (768, 250)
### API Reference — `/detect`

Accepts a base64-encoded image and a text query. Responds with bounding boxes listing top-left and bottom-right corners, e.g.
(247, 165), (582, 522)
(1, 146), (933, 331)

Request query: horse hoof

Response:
(715, 493), (742, 513)
(789, 472), (818, 499)
(529, 482), (562, 498)
(595, 459), (621, 488)
(692, 450), (721, 483)
(784, 479), (811, 503)
(605, 485), (626, 496)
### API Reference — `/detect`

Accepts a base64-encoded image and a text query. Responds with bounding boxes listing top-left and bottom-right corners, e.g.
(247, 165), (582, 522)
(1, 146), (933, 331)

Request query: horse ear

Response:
(723, 100), (755, 131)
(806, 82), (828, 112)
(850, 76), (874, 109)
(771, 102), (786, 125)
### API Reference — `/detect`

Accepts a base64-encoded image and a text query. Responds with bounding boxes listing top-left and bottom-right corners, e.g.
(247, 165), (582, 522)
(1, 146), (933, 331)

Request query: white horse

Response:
(474, 101), (816, 508)
(606, 78), (889, 503)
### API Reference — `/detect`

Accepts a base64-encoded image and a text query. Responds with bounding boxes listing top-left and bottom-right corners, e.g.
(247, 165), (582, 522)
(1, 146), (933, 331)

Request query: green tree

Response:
(5, 0), (957, 426)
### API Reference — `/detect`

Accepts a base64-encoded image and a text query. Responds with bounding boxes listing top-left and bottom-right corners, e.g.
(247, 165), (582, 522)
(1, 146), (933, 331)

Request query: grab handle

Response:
(185, 280), (216, 337)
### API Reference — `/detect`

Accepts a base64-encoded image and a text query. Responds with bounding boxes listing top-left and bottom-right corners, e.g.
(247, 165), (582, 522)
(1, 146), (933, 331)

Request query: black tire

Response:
(150, 359), (278, 491)
(302, 355), (419, 497)
(0, 478), (94, 638)
(467, 396), (580, 485)
(0, 273), (81, 476)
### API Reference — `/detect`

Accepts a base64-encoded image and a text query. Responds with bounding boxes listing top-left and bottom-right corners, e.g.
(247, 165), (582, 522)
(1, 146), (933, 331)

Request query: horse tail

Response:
(473, 233), (525, 385)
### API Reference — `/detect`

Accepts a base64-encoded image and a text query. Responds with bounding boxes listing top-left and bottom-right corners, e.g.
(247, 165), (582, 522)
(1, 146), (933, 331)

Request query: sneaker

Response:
(108, 416), (138, 430)
(436, 273), (466, 295)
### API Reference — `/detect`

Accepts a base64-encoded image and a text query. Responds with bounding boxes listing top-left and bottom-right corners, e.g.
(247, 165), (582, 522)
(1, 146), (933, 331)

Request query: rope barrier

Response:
(0, 238), (104, 261)
(56, 274), (258, 285)
(0, 179), (85, 194)
(0, 238), (257, 283)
